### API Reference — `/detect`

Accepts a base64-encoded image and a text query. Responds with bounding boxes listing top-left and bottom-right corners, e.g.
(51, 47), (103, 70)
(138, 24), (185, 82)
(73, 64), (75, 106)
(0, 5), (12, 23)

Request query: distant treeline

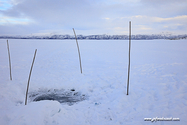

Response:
(0, 34), (187, 40)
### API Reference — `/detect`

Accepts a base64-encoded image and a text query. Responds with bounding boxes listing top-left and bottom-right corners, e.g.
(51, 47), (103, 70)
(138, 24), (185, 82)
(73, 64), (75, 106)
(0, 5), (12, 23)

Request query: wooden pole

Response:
(127, 21), (131, 95)
(73, 28), (82, 74)
(7, 40), (12, 80)
(25, 49), (37, 105)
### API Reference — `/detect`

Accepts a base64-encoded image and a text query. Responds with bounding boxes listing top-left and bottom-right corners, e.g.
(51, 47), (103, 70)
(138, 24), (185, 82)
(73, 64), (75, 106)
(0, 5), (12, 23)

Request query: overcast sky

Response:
(0, 0), (187, 35)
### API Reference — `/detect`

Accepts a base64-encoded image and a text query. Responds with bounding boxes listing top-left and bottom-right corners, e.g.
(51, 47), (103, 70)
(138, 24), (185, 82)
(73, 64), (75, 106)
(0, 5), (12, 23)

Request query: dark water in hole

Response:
(33, 94), (84, 103)
(30, 90), (87, 106)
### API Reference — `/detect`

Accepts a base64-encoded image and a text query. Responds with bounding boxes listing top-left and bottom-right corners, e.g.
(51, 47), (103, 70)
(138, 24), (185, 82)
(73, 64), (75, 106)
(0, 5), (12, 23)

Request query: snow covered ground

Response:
(0, 39), (187, 125)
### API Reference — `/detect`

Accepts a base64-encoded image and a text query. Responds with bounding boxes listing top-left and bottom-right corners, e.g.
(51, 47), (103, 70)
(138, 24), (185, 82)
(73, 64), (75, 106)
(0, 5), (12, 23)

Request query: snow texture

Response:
(0, 39), (187, 125)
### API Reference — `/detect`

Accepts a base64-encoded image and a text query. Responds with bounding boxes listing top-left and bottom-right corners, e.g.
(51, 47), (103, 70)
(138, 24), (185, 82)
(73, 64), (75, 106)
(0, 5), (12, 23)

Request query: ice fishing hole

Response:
(29, 89), (87, 106)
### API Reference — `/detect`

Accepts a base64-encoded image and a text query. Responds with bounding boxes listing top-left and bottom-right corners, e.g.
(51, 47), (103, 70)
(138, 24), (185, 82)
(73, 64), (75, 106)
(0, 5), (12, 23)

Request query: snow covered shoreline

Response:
(0, 39), (187, 125)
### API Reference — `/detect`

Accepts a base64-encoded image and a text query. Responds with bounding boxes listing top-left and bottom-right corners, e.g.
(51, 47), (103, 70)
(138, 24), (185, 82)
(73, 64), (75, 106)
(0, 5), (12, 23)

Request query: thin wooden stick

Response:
(127, 21), (131, 95)
(73, 28), (82, 74)
(25, 49), (37, 105)
(7, 40), (12, 80)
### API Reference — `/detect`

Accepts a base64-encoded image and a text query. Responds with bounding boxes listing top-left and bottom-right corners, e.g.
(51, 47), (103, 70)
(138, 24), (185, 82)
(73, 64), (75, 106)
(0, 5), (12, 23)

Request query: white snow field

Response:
(0, 39), (187, 125)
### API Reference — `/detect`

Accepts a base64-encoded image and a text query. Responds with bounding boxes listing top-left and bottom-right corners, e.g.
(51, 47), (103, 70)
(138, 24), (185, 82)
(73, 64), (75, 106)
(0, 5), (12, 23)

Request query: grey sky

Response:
(0, 0), (187, 35)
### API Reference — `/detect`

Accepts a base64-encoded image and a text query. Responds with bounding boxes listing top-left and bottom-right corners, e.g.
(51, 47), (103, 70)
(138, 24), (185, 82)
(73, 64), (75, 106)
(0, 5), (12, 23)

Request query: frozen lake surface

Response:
(0, 39), (187, 125)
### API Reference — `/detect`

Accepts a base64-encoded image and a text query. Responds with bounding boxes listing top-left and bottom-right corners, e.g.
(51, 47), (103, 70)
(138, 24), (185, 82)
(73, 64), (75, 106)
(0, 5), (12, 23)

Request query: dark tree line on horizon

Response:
(0, 34), (187, 40)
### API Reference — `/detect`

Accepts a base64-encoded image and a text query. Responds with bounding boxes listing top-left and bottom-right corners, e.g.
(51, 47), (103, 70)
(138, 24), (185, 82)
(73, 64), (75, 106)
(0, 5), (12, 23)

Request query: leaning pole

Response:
(25, 49), (37, 105)
(73, 28), (83, 74)
(7, 40), (12, 80)
(127, 21), (131, 95)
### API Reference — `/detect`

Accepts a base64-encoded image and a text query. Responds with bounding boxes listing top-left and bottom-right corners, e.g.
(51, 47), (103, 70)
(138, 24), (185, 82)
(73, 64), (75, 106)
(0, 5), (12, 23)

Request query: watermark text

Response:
(144, 117), (180, 122)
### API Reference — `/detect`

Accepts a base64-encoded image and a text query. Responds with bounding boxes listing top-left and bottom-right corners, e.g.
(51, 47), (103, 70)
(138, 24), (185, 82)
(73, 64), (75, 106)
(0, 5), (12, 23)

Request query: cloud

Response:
(0, 0), (13, 10)
(153, 15), (187, 23)
(141, 0), (186, 5)
(0, 0), (187, 35)
(140, 0), (187, 17)
(130, 15), (187, 23)
(0, 15), (34, 25)
(2, 0), (104, 30)
(132, 15), (187, 34)
(101, 15), (187, 34)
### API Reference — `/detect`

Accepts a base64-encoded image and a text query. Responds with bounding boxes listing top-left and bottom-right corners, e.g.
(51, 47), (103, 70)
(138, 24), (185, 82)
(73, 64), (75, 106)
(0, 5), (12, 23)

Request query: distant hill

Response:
(0, 34), (187, 40)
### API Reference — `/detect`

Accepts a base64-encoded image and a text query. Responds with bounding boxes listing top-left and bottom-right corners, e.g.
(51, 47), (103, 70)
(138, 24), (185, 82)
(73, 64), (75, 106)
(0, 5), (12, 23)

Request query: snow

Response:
(0, 39), (187, 125)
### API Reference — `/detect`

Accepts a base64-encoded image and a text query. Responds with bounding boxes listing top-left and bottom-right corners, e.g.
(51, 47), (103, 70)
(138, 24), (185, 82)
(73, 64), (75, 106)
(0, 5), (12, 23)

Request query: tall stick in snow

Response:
(7, 40), (12, 80)
(73, 28), (83, 74)
(25, 49), (37, 105)
(127, 21), (131, 95)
